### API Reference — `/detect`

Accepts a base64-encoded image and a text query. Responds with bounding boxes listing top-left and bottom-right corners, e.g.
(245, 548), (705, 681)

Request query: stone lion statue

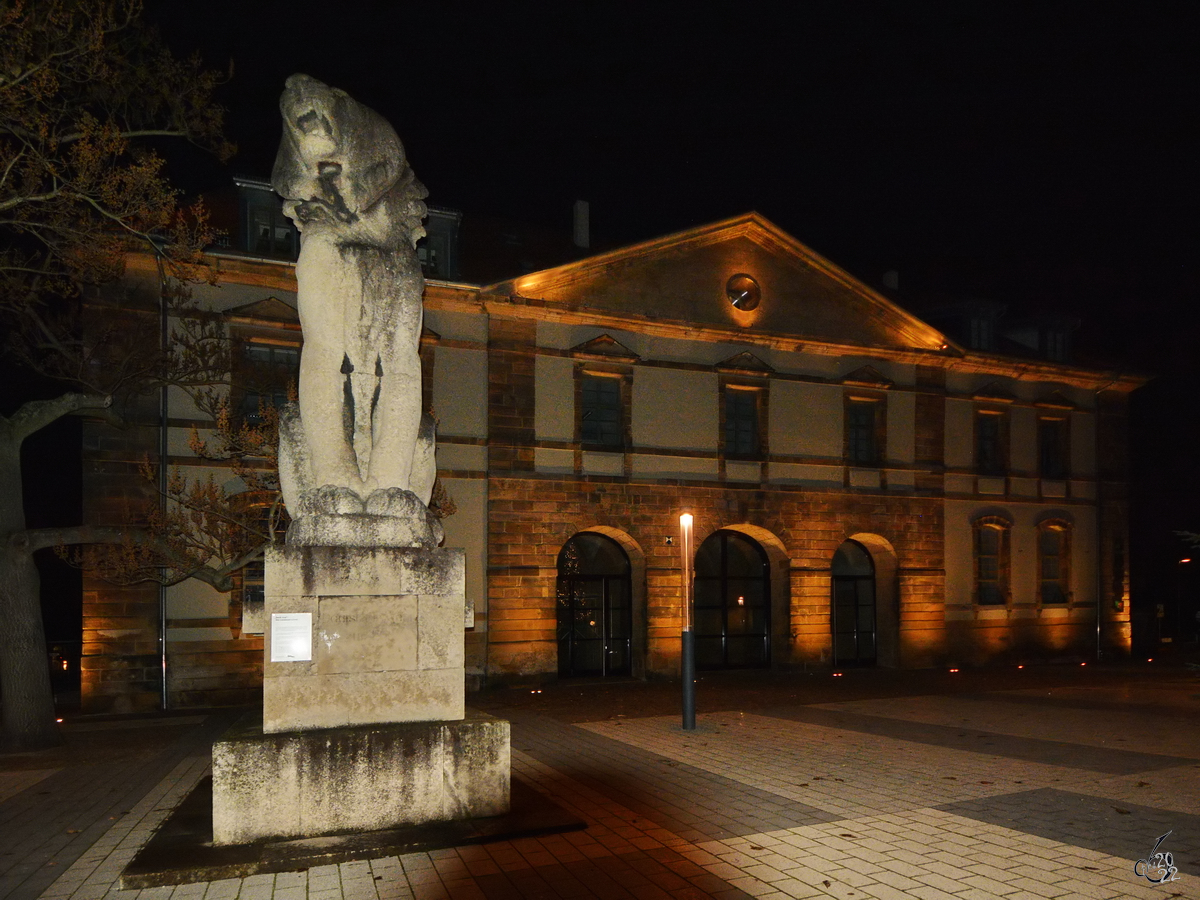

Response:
(271, 74), (440, 546)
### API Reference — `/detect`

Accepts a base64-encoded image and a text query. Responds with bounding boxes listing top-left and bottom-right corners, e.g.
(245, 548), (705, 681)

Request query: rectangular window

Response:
(1039, 417), (1068, 480)
(847, 400), (880, 466)
(237, 341), (299, 424)
(975, 411), (1005, 475)
(245, 199), (299, 260)
(724, 389), (760, 457)
(975, 524), (1008, 605)
(581, 374), (623, 447)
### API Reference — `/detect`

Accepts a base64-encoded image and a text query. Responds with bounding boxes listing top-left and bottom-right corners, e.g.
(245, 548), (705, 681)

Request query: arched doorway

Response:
(556, 533), (632, 677)
(694, 531), (770, 669)
(832, 540), (876, 666)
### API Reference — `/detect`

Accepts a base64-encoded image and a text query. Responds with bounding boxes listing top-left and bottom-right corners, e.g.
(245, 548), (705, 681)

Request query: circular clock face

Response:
(726, 273), (761, 311)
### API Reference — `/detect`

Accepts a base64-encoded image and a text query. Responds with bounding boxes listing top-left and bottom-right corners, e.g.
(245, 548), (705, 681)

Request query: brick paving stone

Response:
(4, 667), (1196, 900)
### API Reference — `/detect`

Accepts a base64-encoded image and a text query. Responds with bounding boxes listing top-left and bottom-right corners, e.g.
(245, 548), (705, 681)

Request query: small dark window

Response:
(724, 390), (760, 456)
(847, 401), (879, 466)
(581, 375), (623, 447)
(1039, 524), (1070, 604)
(243, 343), (299, 369)
(976, 412), (1004, 476)
(1042, 329), (1069, 362)
(237, 342), (299, 424)
(975, 522), (1008, 605)
(417, 233), (448, 278)
(1039, 418), (1068, 480)
(245, 198), (298, 260)
(969, 317), (995, 351)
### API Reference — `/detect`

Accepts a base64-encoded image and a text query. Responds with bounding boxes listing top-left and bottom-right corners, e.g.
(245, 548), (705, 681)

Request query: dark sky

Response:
(148, 1), (1199, 365)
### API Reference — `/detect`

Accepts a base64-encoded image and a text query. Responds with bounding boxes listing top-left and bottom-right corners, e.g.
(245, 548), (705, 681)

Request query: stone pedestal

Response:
(212, 542), (510, 845)
(262, 544), (465, 732)
(212, 712), (510, 845)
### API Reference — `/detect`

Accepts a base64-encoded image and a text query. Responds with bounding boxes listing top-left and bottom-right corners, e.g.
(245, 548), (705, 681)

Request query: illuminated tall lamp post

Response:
(680, 513), (696, 730)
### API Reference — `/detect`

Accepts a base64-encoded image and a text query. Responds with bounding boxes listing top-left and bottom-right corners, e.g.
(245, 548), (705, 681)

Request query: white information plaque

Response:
(270, 613), (313, 662)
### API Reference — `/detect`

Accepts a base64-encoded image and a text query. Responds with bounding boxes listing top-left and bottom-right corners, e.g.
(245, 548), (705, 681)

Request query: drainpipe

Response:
(158, 268), (169, 709)
(1094, 392), (1103, 662)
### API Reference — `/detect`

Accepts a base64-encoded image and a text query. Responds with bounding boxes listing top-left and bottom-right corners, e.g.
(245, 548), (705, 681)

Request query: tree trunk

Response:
(0, 432), (61, 751)
(0, 545), (60, 750)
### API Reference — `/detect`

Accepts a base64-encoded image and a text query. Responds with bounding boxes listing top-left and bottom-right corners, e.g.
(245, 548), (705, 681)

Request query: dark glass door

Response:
(832, 541), (876, 666)
(694, 531), (770, 669)
(557, 534), (632, 677)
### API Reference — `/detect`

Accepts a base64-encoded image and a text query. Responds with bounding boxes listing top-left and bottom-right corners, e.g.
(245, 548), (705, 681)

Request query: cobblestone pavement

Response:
(3, 661), (1198, 900)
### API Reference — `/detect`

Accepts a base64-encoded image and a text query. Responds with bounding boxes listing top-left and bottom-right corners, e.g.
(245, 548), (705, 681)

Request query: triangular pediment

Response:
(840, 365), (894, 389)
(227, 296), (299, 323)
(973, 381), (1016, 403)
(486, 213), (950, 356)
(569, 334), (640, 361)
(716, 351), (774, 375)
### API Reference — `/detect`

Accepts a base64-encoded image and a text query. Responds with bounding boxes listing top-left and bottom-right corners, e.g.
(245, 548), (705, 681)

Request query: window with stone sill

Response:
(845, 397), (884, 467)
(579, 372), (624, 448)
(1038, 416), (1069, 480)
(235, 341), (300, 426)
(1038, 520), (1072, 605)
(975, 409), (1007, 476)
(722, 385), (764, 458)
(973, 516), (1011, 606)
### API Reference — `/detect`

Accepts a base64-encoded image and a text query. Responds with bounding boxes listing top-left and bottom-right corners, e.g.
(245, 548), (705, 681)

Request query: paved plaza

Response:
(2, 662), (1197, 900)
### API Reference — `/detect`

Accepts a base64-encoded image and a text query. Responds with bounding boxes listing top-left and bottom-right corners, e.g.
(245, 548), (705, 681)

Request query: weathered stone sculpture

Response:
(209, 75), (509, 848)
(272, 73), (440, 547)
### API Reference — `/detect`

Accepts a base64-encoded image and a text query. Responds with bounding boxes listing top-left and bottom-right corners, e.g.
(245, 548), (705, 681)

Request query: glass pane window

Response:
(724, 390), (759, 456)
(243, 343), (300, 370)
(1039, 525), (1069, 604)
(246, 200), (298, 259)
(556, 533), (632, 677)
(581, 375), (623, 446)
(847, 402), (878, 465)
(693, 531), (770, 669)
(976, 524), (1007, 605)
(976, 413), (1004, 475)
(238, 342), (300, 424)
(831, 540), (876, 666)
(1039, 418), (1068, 480)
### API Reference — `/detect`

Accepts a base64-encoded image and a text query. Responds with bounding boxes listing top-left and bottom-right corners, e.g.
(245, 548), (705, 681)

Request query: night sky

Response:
(148, 1), (1199, 367)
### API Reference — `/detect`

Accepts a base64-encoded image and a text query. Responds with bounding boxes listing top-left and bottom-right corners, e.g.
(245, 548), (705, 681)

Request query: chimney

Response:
(573, 200), (590, 250)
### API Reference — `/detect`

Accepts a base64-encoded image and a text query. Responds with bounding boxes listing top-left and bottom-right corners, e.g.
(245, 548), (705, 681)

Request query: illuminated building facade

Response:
(81, 213), (1141, 711)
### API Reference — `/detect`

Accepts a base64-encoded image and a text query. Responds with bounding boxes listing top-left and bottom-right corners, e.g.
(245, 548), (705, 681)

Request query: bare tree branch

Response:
(6, 392), (111, 442)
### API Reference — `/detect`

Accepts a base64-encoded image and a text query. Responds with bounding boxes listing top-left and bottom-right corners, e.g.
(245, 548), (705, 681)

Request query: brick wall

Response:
(485, 475), (946, 680)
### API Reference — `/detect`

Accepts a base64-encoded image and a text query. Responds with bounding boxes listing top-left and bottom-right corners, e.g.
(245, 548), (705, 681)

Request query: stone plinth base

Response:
(211, 712), (510, 846)
(264, 544), (466, 732)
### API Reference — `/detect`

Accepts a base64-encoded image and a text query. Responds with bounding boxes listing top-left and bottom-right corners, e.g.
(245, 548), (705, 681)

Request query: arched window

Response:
(831, 541), (876, 666)
(694, 531), (770, 669)
(1038, 520), (1071, 605)
(556, 533), (632, 677)
(973, 516), (1011, 606)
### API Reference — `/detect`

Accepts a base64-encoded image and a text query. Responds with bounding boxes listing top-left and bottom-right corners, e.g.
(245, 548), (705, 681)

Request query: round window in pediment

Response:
(725, 273), (761, 311)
